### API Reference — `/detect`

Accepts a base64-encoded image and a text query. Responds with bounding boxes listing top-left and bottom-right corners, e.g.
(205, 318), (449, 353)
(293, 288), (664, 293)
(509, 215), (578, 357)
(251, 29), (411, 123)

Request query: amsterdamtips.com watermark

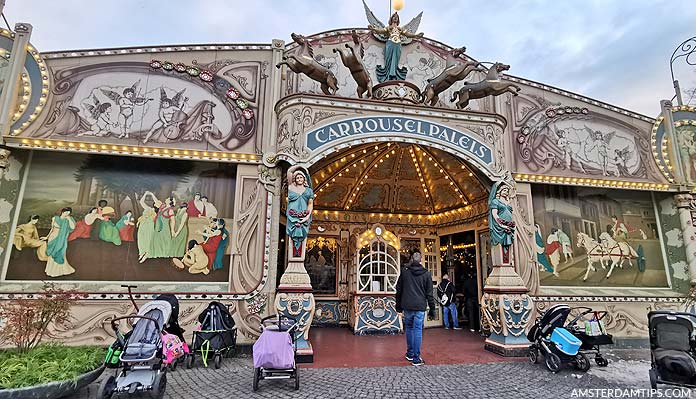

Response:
(571, 388), (693, 398)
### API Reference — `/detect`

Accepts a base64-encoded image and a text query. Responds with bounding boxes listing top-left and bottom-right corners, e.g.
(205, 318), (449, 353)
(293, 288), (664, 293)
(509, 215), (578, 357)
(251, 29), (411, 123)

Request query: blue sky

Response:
(6, 0), (696, 116)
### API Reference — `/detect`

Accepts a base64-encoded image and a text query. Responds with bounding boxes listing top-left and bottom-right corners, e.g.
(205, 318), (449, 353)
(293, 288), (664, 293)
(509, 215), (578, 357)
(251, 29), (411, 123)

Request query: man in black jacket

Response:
(396, 252), (435, 366)
(437, 274), (461, 330)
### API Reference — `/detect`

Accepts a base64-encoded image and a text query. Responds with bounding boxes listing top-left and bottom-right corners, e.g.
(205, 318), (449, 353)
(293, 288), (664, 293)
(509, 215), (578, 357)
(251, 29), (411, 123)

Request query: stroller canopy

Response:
(199, 301), (235, 331)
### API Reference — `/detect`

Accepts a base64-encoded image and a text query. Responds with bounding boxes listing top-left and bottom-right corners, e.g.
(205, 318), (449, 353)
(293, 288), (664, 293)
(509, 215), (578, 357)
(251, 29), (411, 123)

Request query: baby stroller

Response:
(528, 304), (591, 373)
(648, 310), (696, 389)
(565, 307), (613, 367)
(99, 287), (187, 399)
(253, 315), (299, 392)
(187, 301), (237, 369)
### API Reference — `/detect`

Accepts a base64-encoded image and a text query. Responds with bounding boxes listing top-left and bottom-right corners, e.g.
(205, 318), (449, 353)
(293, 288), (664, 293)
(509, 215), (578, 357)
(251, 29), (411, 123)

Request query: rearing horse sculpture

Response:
(451, 62), (521, 109)
(334, 30), (373, 98)
(276, 33), (339, 96)
(421, 47), (481, 106)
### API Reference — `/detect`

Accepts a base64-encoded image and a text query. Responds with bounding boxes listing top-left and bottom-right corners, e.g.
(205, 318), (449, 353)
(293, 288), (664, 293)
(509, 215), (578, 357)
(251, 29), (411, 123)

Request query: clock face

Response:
(375, 227), (382, 236)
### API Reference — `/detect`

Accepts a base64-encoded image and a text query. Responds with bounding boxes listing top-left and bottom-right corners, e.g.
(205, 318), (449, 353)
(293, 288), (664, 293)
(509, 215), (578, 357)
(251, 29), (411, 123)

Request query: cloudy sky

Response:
(5, 0), (696, 116)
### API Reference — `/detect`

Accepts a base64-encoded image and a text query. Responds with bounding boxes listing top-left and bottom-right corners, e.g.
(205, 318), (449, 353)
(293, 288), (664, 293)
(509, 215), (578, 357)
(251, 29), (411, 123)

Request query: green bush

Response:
(0, 344), (106, 389)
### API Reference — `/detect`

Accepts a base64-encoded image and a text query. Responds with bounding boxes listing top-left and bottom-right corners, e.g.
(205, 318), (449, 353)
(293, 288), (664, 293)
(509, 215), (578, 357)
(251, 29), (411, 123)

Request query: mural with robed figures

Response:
(24, 58), (268, 153)
(3, 152), (236, 283)
(531, 184), (668, 288)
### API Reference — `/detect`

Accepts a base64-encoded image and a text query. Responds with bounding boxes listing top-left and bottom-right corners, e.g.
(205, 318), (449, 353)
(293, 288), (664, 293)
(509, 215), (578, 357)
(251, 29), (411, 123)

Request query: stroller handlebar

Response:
(261, 314), (298, 333)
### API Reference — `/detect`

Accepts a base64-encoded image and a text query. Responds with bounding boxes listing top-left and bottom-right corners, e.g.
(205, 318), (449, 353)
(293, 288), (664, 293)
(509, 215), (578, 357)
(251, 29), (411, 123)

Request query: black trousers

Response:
(465, 297), (479, 330)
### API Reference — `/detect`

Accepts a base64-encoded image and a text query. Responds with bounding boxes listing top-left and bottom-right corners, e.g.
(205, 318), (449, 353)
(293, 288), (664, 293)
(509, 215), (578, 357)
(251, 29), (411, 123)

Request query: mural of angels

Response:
(143, 87), (188, 144)
(99, 80), (153, 139)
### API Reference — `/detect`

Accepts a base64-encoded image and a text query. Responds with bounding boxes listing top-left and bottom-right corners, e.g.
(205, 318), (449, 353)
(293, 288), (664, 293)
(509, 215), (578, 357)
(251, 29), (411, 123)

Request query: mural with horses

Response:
(531, 184), (668, 287)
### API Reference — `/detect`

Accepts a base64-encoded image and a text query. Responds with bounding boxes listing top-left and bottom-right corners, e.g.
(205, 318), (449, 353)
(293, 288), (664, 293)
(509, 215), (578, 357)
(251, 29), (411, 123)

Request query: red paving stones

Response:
(305, 327), (524, 368)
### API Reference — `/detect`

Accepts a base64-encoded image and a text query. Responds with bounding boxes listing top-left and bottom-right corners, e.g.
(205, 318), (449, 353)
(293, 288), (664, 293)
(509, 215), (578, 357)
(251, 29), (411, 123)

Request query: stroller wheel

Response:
(150, 372), (167, 399)
(649, 368), (658, 389)
(214, 354), (222, 369)
(169, 358), (178, 372)
(595, 356), (609, 367)
(253, 367), (261, 392)
(97, 374), (116, 399)
(574, 353), (591, 372)
(186, 354), (195, 369)
(528, 345), (539, 364)
(545, 352), (562, 373)
(294, 367), (300, 390)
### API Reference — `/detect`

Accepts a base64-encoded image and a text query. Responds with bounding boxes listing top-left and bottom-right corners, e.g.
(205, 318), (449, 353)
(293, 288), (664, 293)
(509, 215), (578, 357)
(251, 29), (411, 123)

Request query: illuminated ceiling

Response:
(310, 143), (489, 215)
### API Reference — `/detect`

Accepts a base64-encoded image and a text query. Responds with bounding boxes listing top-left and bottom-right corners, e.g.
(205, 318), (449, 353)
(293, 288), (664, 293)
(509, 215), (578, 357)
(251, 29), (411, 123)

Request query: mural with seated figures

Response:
(3, 151), (236, 284)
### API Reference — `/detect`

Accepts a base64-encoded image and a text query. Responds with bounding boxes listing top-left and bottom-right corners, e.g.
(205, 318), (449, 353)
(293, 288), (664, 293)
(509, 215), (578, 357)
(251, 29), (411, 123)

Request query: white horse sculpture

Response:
(576, 232), (608, 281)
(598, 232), (638, 279)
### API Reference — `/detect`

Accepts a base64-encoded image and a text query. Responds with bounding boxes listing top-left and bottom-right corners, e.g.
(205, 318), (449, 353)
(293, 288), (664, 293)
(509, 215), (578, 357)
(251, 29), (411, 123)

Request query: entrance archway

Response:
(302, 141), (493, 339)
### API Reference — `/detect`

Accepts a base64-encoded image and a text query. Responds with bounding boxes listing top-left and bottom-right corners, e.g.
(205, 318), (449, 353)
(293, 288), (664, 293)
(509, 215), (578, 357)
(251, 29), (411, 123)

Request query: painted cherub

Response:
(101, 80), (153, 139)
(81, 95), (118, 137)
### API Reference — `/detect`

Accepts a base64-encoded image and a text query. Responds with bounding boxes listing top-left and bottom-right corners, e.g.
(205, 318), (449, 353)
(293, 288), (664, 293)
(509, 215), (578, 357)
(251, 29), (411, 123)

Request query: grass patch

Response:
(0, 344), (106, 389)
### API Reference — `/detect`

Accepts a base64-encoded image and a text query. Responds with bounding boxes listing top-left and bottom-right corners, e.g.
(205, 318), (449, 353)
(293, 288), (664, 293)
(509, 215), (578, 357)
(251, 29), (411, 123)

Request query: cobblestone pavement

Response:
(70, 351), (658, 399)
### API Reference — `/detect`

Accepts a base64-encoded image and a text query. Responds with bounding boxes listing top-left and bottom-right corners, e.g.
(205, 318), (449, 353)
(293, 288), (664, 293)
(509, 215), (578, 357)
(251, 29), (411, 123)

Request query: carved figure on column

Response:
(363, 0), (424, 82)
(488, 172), (517, 263)
(421, 47), (481, 106)
(451, 62), (521, 109)
(0, 148), (10, 169)
(276, 33), (338, 95)
(334, 30), (373, 98)
(286, 165), (314, 258)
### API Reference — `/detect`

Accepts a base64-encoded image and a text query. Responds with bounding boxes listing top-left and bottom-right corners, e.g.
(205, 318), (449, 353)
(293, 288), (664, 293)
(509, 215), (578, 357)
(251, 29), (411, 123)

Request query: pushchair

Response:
(99, 286), (187, 399)
(648, 310), (696, 389)
(565, 307), (613, 367)
(187, 301), (237, 369)
(528, 304), (591, 373)
(253, 315), (299, 392)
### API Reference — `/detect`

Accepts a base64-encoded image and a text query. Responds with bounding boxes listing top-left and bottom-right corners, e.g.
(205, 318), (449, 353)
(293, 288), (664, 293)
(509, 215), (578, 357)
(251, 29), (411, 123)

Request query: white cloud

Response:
(671, 261), (690, 281)
(665, 228), (683, 248)
(5, 0), (696, 116)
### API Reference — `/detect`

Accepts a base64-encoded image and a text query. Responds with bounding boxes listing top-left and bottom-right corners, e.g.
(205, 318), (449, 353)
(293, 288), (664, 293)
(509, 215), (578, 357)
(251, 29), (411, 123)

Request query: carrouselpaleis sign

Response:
(305, 116), (493, 165)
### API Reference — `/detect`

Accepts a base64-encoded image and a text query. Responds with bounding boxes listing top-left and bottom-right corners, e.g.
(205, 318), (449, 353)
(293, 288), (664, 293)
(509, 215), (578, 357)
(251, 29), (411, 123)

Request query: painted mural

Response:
(532, 184), (668, 287)
(514, 95), (663, 182)
(305, 236), (337, 295)
(3, 151), (235, 283)
(28, 59), (267, 152)
(676, 124), (696, 183)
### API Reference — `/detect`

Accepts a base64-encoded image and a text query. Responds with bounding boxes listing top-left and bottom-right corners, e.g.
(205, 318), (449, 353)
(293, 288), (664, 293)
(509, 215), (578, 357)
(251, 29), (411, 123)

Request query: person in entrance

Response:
(396, 252), (436, 366)
(438, 274), (461, 330)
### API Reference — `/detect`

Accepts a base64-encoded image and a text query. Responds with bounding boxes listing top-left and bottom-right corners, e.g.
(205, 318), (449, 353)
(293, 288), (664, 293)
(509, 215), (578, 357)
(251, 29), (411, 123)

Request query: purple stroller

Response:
(252, 315), (299, 391)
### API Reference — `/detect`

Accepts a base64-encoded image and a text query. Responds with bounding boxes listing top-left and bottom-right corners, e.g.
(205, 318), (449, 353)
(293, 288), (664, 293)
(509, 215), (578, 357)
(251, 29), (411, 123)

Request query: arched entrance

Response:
(300, 141), (493, 339)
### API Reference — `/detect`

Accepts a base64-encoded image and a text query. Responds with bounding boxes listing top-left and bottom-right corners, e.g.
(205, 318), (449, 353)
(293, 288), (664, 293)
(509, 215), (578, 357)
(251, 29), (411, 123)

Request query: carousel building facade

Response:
(0, 4), (694, 358)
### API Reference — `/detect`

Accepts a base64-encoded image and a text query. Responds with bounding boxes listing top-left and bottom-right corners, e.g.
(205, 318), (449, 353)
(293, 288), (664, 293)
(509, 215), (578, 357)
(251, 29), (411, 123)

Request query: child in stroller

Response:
(187, 301), (237, 369)
(99, 287), (187, 399)
(648, 310), (696, 389)
(253, 315), (299, 392)
(528, 304), (591, 373)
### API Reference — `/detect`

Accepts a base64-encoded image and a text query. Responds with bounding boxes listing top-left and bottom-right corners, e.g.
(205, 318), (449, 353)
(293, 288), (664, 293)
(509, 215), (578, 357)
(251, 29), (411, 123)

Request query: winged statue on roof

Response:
(363, 0), (424, 83)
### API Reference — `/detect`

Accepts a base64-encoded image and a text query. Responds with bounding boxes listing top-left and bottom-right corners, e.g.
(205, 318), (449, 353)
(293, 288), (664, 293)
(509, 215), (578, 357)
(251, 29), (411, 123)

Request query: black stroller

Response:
(187, 301), (237, 369)
(99, 286), (187, 399)
(528, 304), (591, 373)
(565, 307), (613, 367)
(253, 315), (299, 392)
(648, 310), (696, 389)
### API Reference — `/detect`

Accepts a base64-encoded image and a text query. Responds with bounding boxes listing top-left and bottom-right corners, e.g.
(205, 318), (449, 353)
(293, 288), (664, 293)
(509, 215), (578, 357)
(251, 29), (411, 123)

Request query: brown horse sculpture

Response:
(450, 62), (521, 109)
(421, 47), (481, 106)
(334, 30), (373, 98)
(277, 33), (338, 95)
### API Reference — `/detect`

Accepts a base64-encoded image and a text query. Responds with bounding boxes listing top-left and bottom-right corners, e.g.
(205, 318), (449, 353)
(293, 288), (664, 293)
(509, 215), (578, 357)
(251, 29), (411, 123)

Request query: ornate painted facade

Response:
(0, 10), (691, 351)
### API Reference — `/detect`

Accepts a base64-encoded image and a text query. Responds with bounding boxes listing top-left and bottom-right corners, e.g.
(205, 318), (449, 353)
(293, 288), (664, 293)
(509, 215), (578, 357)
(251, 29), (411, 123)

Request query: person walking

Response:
(438, 274), (461, 330)
(463, 271), (479, 332)
(396, 252), (436, 366)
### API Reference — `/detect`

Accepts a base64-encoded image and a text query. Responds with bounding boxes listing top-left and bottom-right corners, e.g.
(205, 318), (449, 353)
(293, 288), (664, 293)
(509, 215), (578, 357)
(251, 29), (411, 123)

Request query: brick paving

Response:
(68, 351), (653, 399)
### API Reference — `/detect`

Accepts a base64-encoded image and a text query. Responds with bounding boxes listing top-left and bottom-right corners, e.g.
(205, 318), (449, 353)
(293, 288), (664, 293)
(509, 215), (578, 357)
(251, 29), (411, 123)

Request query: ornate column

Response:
(674, 193), (696, 285)
(275, 165), (315, 362)
(0, 23), (32, 140)
(482, 172), (534, 357)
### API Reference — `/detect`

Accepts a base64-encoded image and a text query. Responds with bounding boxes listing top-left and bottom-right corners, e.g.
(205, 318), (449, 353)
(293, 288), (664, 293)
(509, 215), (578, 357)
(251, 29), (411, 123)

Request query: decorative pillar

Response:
(675, 193), (696, 285)
(0, 23), (32, 140)
(482, 172), (534, 357)
(275, 165), (315, 363)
